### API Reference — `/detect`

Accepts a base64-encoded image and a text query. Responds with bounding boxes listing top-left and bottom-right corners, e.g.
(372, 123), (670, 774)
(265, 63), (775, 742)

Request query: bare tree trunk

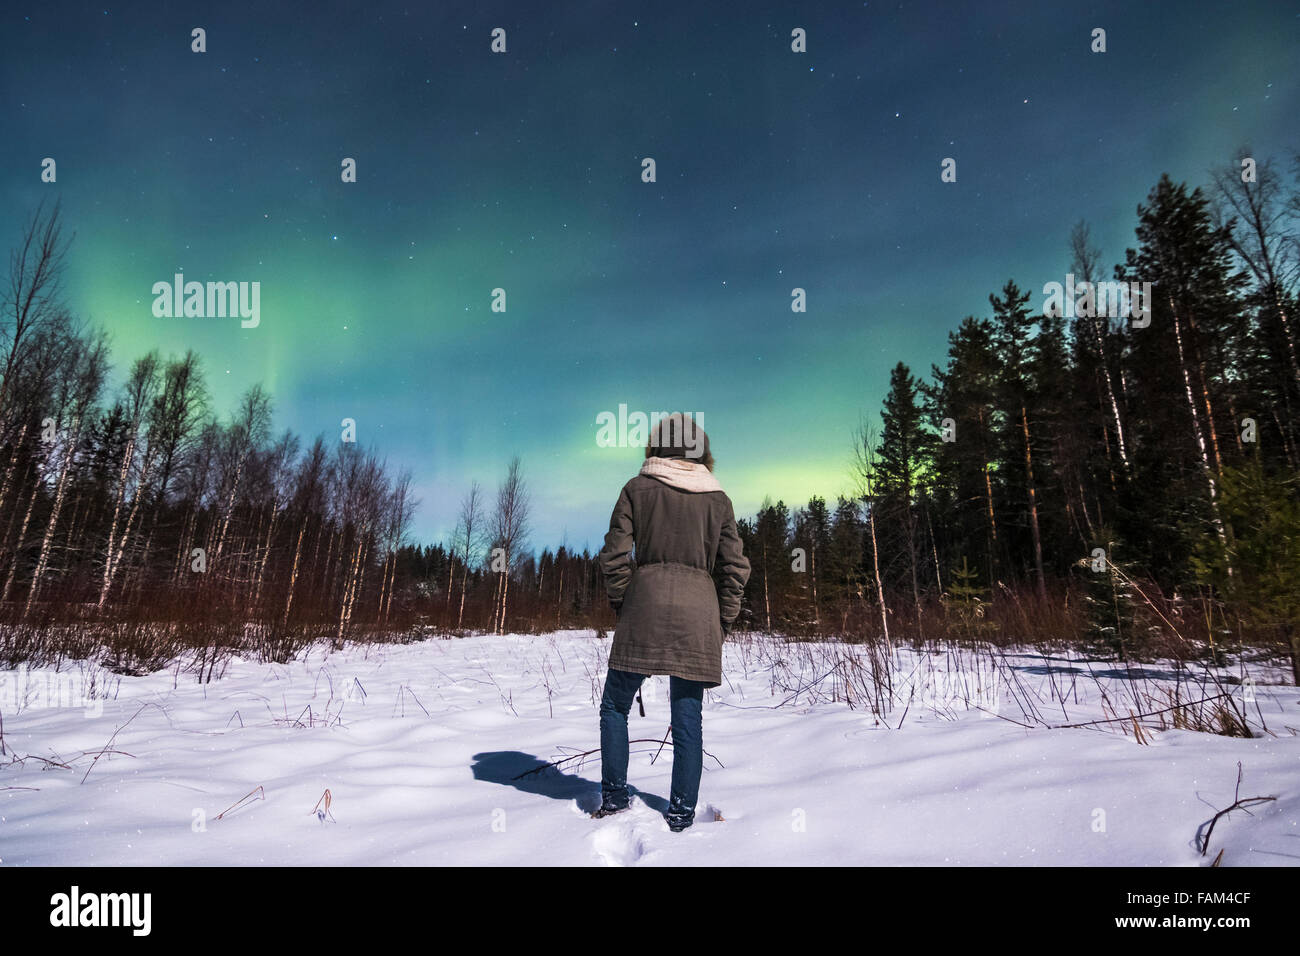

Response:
(1019, 404), (1047, 601)
(497, 570), (511, 634)
(977, 406), (999, 584)
(214, 456), (246, 562)
(336, 533), (365, 646)
(252, 504), (279, 609)
(0, 422), (29, 517)
(1270, 408), (1297, 471)
(0, 444), (32, 582)
(282, 519), (307, 629)
(904, 499), (923, 627)
(1169, 297), (1232, 570)
(1, 461), (39, 603)
(309, 516), (327, 592)
(171, 503), (194, 584)
(1098, 352), (1129, 472)
(382, 550), (396, 623)
(445, 555), (455, 614)
(758, 538), (771, 632)
(927, 505), (942, 595)
(375, 549), (396, 625)
(489, 571), (499, 632)
(1071, 222), (1130, 473)
(25, 412), (83, 616)
(556, 561), (565, 628)
(100, 446), (153, 607)
(866, 500), (890, 653)
(374, 551), (389, 624)
(125, 523), (157, 607)
(322, 526), (338, 606)
(1077, 476), (1097, 539)
(457, 563), (470, 630)
(808, 539), (819, 628)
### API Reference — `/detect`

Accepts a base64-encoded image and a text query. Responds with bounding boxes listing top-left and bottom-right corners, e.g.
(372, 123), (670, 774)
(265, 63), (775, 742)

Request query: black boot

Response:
(665, 801), (694, 831)
(591, 798), (630, 819)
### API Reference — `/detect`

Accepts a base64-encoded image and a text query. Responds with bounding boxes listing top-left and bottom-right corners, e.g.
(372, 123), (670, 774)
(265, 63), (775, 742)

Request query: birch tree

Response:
(490, 457), (530, 634)
(25, 328), (109, 615)
(98, 351), (160, 607)
(453, 480), (485, 630)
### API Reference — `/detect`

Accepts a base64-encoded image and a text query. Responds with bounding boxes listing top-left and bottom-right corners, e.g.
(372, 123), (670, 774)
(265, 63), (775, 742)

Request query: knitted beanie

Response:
(646, 413), (711, 463)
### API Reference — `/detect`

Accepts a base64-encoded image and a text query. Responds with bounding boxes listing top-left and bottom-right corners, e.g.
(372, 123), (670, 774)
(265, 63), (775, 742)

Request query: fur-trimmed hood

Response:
(640, 456), (724, 493)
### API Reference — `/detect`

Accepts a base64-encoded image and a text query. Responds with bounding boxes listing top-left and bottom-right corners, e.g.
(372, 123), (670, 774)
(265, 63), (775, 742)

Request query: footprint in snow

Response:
(591, 819), (648, 867)
(588, 800), (671, 866)
(587, 800), (727, 864)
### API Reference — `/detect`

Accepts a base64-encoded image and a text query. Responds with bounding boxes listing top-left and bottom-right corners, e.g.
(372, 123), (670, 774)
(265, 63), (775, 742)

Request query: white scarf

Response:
(640, 456), (724, 493)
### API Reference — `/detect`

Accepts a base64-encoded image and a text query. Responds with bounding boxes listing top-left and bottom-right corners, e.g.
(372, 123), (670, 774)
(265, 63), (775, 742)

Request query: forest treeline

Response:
(2, 153), (1298, 682)
(740, 160), (1300, 682)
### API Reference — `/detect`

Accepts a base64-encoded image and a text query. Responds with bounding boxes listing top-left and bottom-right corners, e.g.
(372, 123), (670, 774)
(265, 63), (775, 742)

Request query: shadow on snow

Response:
(471, 750), (669, 814)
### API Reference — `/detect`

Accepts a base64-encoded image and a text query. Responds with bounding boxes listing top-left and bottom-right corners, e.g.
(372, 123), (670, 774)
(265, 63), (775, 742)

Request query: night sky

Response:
(3, 1), (1297, 552)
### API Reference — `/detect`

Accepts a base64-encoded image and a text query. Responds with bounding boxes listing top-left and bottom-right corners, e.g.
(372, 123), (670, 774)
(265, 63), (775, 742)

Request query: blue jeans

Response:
(599, 666), (706, 827)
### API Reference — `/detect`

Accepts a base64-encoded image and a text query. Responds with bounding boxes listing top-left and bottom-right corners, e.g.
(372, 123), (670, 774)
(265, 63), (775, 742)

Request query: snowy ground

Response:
(1, 630), (1297, 866)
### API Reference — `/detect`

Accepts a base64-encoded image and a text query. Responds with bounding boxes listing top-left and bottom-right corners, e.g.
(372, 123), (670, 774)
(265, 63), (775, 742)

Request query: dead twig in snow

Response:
(1048, 693), (1235, 730)
(649, 724), (671, 765)
(512, 740), (725, 779)
(217, 785), (265, 820)
(81, 701), (164, 784)
(311, 788), (335, 822)
(19, 753), (73, 771)
(1199, 762), (1276, 857)
(393, 685), (431, 718)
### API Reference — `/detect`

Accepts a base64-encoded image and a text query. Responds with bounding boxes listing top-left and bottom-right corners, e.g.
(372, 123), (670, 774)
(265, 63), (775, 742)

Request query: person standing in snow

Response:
(594, 413), (751, 831)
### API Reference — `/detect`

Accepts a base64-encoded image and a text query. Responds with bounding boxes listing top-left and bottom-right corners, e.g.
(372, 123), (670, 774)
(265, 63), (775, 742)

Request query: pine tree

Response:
(1120, 174), (1249, 580)
(941, 556), (997, 642)
(742, 499), (792, 633)
(1194, 462), (1300, 683)
(790, 496), (830, 631)
(926, 316), (1003, 586)
(990, 280), (1048, 600)
(1081, 530), (1138, 661)
(874, 362), (933, 628)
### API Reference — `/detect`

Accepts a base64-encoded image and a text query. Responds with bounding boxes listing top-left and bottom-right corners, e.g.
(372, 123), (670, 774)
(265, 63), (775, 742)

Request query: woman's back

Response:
(598, 420), (750, 689)
(616, 473), (729, 570)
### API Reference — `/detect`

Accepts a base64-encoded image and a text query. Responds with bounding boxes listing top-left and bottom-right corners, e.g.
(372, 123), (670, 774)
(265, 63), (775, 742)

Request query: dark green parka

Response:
(598, 455), (750, 687)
